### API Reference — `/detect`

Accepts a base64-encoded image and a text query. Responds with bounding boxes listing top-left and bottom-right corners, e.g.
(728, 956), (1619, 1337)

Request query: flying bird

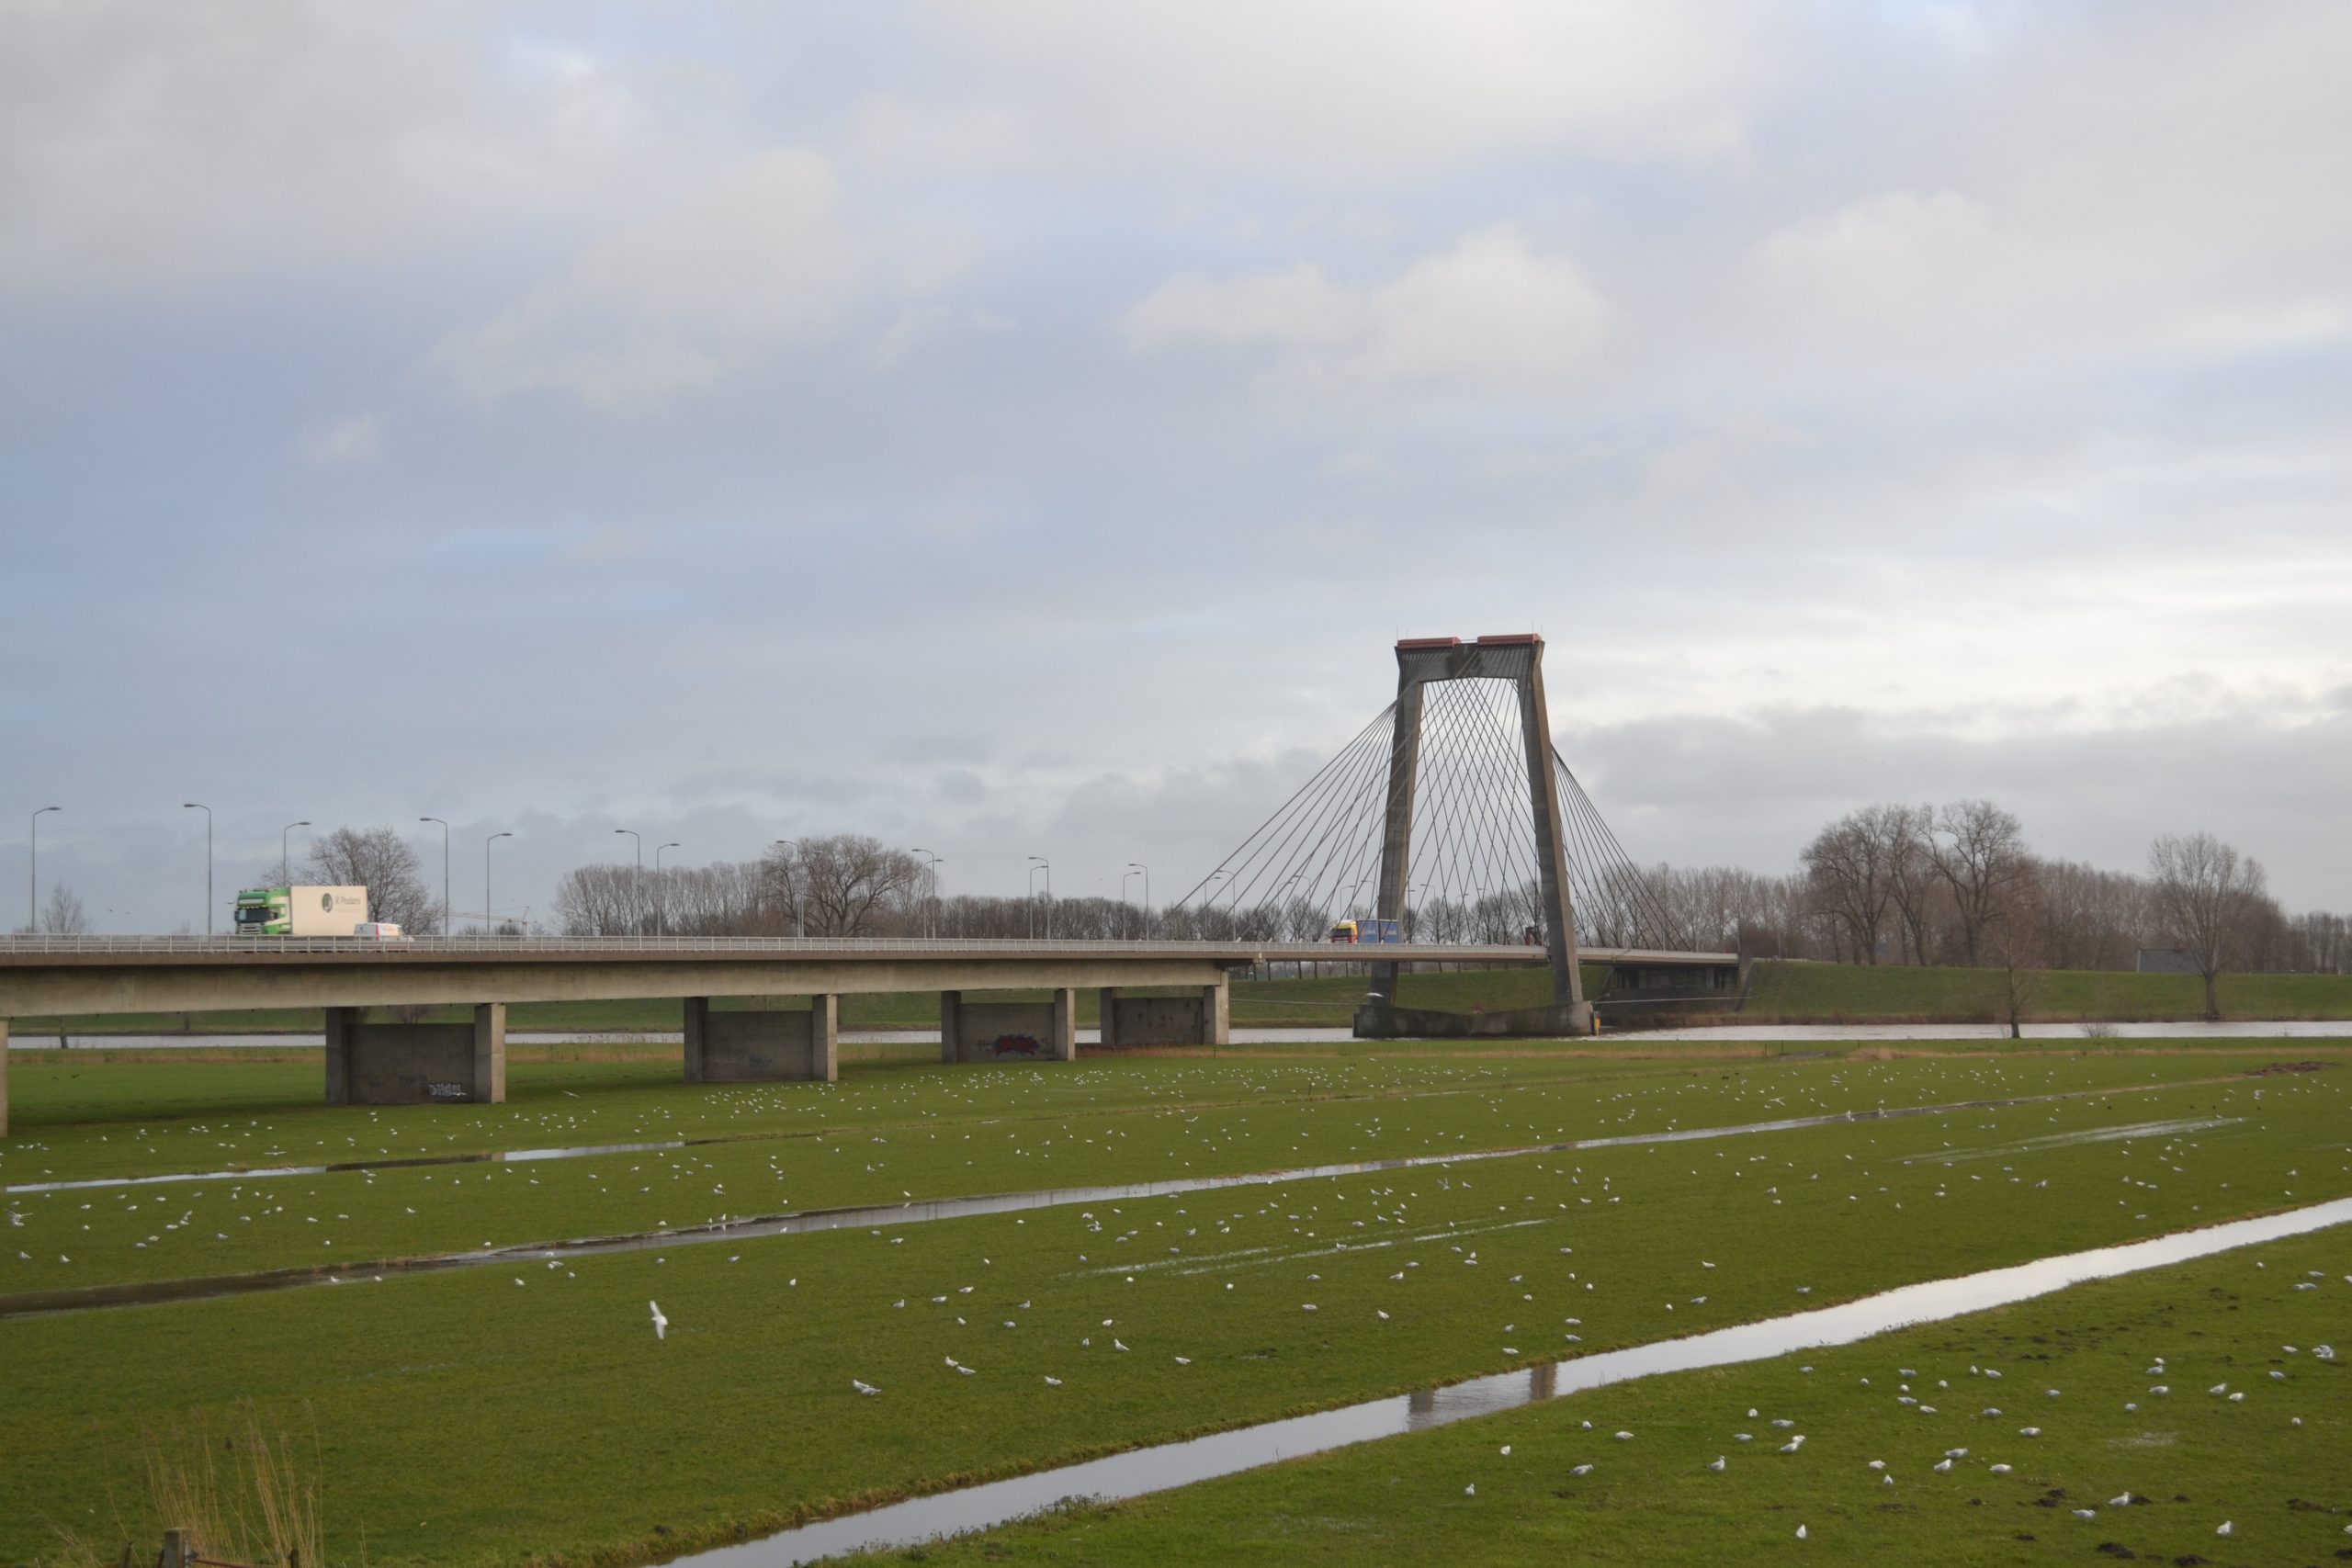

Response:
(649, 1301), (668, 1340)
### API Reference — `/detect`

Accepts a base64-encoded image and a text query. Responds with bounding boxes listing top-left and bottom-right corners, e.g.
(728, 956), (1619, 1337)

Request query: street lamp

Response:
(911, 849), (943, 939)
(654, 842), (680, 937)
(281, 820), (310, 885)
(1121, 866), (1142, 938)
(771, 840), (803, 938)
(419, 818), (449, 938)
(1128, 863), (1149, 941)
(614, 829), (641, 936)
(182, 804), (212, 936)
(28, 805), (59, 933)
(485, 832), (513, 937)
(1026, 856), (1051, 940)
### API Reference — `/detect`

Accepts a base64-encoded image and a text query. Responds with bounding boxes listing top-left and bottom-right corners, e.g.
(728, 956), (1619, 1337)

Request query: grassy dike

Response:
(2, 1048), (2346, 1568)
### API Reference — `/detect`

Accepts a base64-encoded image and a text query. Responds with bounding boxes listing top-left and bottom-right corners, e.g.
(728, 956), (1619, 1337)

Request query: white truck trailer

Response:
(232, 886), (369, 937)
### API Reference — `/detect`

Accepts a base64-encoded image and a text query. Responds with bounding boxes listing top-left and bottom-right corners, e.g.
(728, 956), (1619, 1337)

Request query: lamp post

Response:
(28, 805), (59, 933)
(1025, 860), (1053, 944)
(654, 842), (680, 937)
(1121, 867), (1142, 938)
(614, 829), (641, 935)
(1127, 862), (1149, 941)
(484, 832), (513, 937)
(911, 849), (942, 939)
(771, 840), (803, 938)
(281, 820), (310, 886)
(181, 804), (212, 936)
(419, 818), (449, 938)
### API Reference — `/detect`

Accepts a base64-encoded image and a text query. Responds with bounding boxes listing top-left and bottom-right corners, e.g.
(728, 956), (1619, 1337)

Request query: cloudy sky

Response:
(3, 1), (2346, 933)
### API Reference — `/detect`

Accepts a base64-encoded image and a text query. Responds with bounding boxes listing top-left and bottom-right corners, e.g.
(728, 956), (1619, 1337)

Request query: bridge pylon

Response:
(1357, 634), (1594, 1039)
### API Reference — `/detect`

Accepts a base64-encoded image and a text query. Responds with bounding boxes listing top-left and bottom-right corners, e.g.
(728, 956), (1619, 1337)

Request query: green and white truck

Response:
(232, 886), (370, 937)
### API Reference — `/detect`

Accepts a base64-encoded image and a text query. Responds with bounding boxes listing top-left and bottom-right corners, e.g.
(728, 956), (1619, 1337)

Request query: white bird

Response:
(2019, 1427), (2041, 1437)
(2108, 1494), (2131, 1507)
(1615, 1430), (1635, 1441)
(1044, 1376), (1063, 1386)
(1706, 1456), (1725, 1472)
(1114, 1338), (1130, 1352)
(1778, 1436), (1805, 1453)
(2215, 1522), (2233, 1537)
(1499, 1445), (1511, 1456)
(1464, 1484), (1475, 1496)
(1989, 1463), (2012, 1474)
(1175, 1356), (1192, 1365)
(1867, 1461), (1885, 1471)
(853, 1379), (880, 1396)
(1933, 1459), (1952, 1473)
(1795, 1525), (1808, 1540)
(1570, 1464), (1593, 1476)
(2072, 1508), (2097, 1520)
(649, 1301), (668, 1340)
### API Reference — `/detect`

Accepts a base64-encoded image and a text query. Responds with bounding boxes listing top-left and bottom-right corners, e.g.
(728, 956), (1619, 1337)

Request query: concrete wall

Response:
(940, 989), (1077, 1063)
(325, 1004), (506, 1105)
(684, 996), (838, 1083)
(1096, 983), (1230, 1047)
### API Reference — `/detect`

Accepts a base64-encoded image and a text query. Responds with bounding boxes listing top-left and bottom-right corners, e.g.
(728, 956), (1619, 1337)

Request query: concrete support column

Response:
(1202, 978), (1230, 1046)
(939, 989), (962, 1063)
(324, 1006), (356, 1104)
(1051, 987), (1078, 1061)
(810, 993), (839, 1083)
(472, 1003), (507, 1104)
(0, 1017), (10, 1137)
(684, 996), (712, 1082)
(1097, 987), (1122, 1050)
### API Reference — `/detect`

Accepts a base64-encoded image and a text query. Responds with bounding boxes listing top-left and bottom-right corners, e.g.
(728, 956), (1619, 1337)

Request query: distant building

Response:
(2136, 946), (2202, 974)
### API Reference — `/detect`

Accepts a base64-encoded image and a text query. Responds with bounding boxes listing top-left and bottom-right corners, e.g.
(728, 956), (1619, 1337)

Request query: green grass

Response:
(895, 1228), (2352, 1566)
(2, 1047), (2347, 1568)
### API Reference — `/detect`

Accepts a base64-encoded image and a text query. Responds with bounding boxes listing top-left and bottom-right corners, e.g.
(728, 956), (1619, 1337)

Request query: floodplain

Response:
(3, 1037), (2346, 1568)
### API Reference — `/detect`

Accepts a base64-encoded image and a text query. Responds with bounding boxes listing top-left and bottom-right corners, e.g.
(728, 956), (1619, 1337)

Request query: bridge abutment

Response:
(325, 1004), (506, 1105)
(939, 988), (1079, 1063)
(683, 997), (839, 1083)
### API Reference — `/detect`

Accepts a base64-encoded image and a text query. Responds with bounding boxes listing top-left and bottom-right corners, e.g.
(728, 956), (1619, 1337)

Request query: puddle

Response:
(0, 1078), (2253, 1317)
(1897, 1116), (2239, 1165)
(4, 1139), (692, 1195)
(680, 1195), (2352, 1567)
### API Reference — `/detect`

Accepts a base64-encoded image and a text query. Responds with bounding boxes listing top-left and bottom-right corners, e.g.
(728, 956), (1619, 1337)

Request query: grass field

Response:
(3, 1037), (2348, 1568)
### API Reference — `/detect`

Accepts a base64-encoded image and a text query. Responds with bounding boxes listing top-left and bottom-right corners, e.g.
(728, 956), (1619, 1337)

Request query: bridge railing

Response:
(0, 934), (1574, 960)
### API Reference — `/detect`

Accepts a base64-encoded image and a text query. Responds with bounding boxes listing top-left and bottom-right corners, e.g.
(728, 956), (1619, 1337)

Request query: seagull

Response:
(649, 1301), (668, 1340)
(853, 1379), (880, 1396)
(1795, 1525), (1808, 1540)
(2108, 1494), (2131, 1507)
(1706, 1456), (1725, 1472)
(1114, 1338), (1130, 1351)
(1570, 1464), (1593, 1476)
(1933, 1459), (1952, 1473)
(1044, 1376), (1062, 1386)
(2071, 1508), (2097, 1520)
(2215, 1522), (2233, 1537)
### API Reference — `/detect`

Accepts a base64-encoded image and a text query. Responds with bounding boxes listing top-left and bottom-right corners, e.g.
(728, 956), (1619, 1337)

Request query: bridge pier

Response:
(1, 1018), (9, 1136)
(1095, 981), (1230, 1048)
(325, 1004), (506, 1105)
(683, 997), (838, 1083)
(940, 988), (1079, 1064)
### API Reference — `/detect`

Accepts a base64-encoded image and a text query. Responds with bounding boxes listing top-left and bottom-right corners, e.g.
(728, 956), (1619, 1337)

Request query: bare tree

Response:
(1881, 804), (1941, 965)
(40, 882), (91, 935)
(1802, 806), (1908, 963)
(1979, 868), (2046, 1038)
(2146, 831), (2268, 1021)
(796, 834), (922, 937)
(292, 826), (439, 933)
(1925, 800), (2031, 966)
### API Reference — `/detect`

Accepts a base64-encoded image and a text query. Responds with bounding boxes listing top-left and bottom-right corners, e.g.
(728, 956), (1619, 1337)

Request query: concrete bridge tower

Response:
(1359, 633), (1593, 1038)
